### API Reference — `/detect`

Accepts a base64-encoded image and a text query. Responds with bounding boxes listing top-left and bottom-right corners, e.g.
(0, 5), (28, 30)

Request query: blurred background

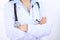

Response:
(0, 0), (60, 40)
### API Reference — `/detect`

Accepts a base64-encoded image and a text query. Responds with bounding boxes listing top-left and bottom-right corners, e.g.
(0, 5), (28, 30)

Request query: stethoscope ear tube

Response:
(14, 3), (21, 27)
(32, 2), (40, 8)
(32, 2), (41, 23)
(36, 2), (40, 8)
(14, 3), (18, 21)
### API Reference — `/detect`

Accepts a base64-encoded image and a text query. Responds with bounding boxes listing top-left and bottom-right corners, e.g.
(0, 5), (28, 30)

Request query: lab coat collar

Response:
(13, 0), (39, 9)
(13, 0), (38, 4)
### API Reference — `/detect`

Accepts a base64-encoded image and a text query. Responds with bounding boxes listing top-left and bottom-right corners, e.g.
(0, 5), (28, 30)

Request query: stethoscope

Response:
(14, 2), (40, 27)
(9, 0), (40, 27)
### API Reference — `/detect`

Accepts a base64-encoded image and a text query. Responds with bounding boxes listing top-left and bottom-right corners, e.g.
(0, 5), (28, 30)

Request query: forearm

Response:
(17, 24), (28, 32)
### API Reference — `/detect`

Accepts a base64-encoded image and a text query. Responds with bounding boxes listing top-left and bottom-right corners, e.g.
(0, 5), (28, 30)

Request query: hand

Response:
(17, 24), (28, 32)
(39, 17), (47, 25)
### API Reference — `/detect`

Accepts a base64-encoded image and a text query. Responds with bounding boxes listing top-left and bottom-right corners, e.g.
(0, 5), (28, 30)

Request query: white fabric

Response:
(4, 0), (51, 40)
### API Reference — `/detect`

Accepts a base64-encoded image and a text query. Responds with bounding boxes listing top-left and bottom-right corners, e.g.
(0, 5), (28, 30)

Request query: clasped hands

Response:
(17, 17), (47, 32)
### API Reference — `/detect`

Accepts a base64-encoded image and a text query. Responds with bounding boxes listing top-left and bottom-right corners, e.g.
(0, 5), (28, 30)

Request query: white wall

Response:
(0, 0), (60, 40)
(45, 0), (60, 40)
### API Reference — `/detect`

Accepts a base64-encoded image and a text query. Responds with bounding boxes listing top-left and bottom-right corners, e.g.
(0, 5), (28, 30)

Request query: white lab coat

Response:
(4, 0), (51, 40)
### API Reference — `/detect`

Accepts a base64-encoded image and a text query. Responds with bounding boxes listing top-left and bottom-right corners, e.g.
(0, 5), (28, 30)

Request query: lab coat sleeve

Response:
(28, 22), (52, 37)
(4, 2), (25, 40)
